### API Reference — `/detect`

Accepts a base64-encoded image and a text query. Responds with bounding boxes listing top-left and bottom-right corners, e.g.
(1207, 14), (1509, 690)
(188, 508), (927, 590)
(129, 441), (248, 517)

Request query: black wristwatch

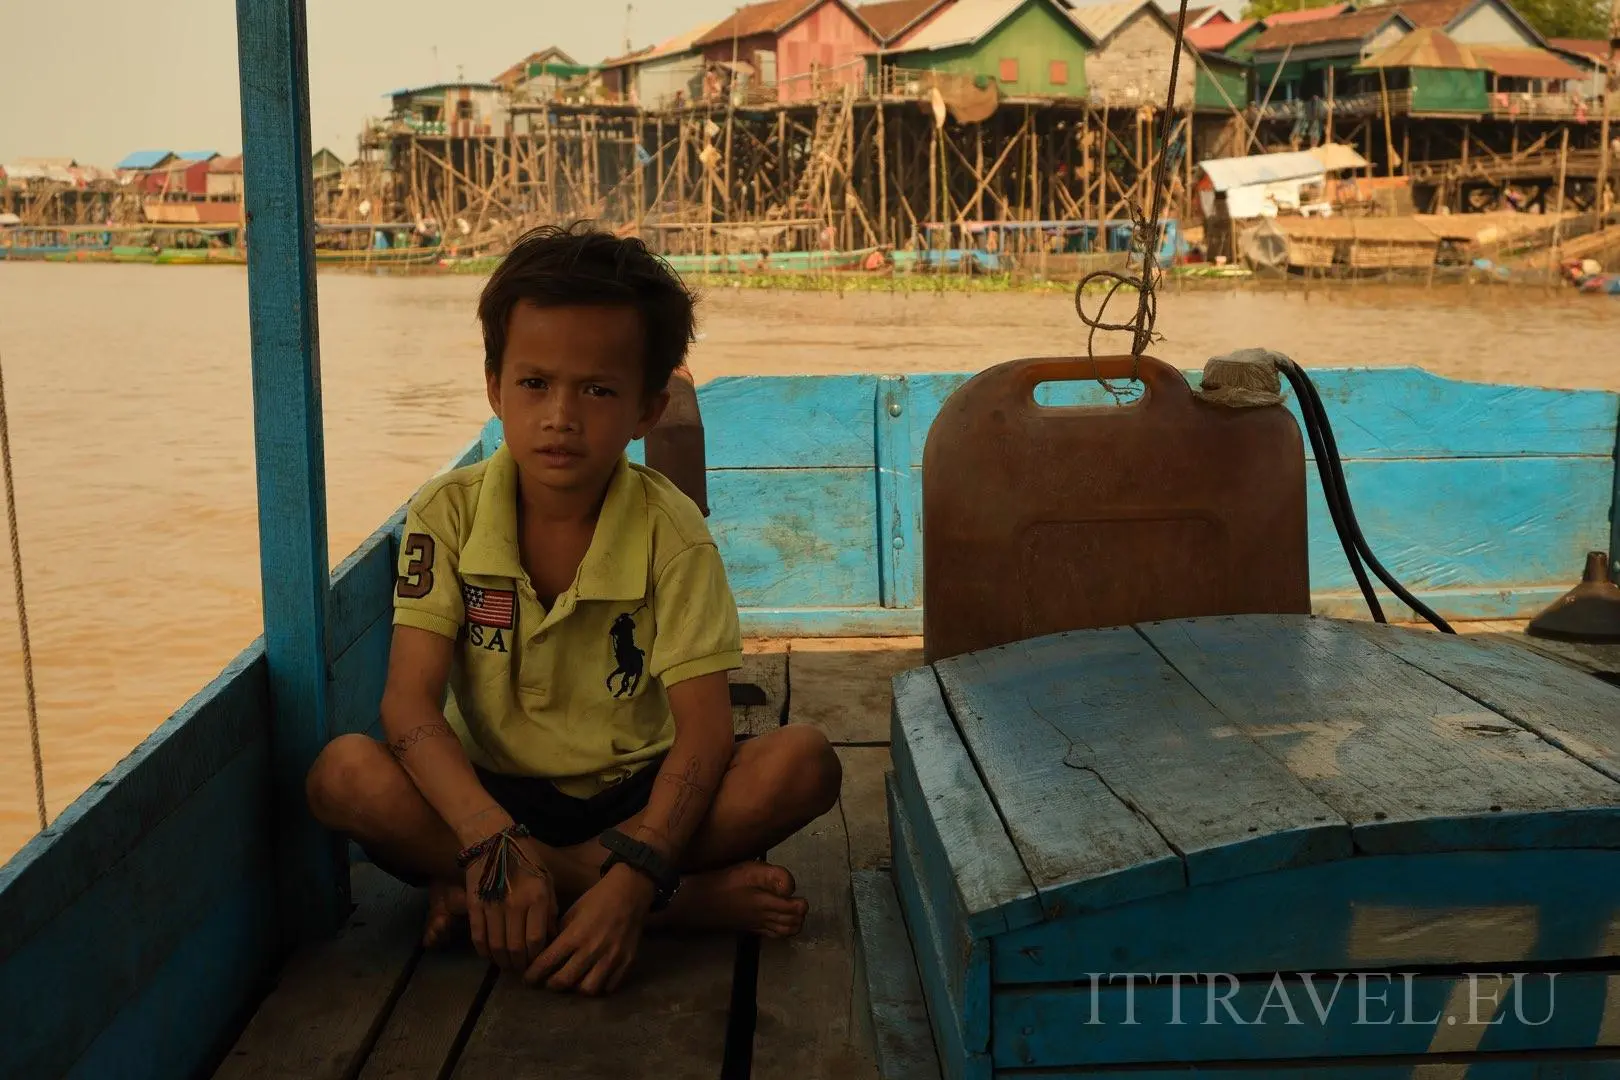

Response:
(598, 828), (680, 912)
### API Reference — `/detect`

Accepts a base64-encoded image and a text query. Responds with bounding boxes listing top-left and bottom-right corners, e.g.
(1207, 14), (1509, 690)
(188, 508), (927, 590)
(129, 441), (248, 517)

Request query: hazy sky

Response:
(2, 1), (752, 167)
(5, 0), (1239, 168)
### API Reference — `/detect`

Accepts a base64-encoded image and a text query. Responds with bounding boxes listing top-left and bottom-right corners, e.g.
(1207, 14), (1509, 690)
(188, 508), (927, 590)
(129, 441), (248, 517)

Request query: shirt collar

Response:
(460, 443), (648, 602)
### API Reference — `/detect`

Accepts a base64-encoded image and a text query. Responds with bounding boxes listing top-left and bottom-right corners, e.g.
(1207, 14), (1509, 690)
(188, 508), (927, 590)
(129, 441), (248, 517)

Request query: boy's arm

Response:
(379, 624), (512, 844)
(625, 669), (735, 862)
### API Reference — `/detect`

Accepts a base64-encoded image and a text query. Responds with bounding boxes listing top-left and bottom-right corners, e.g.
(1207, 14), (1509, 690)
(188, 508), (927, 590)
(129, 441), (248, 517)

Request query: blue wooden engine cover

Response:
(886, 615), (1620, 1080)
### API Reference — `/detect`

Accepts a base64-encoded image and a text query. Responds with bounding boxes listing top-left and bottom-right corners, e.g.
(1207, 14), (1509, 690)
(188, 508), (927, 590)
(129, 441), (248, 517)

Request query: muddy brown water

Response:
(0, 261), (1613, 861)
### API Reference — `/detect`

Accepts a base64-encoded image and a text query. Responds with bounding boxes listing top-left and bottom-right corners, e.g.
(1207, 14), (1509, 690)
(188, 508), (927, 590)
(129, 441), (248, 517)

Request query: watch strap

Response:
(598, 828), (679, 910)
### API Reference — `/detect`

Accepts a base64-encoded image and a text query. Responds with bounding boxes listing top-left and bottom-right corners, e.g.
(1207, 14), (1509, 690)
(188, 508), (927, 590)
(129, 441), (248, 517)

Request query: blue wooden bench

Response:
(859, 613), (1620, 1080)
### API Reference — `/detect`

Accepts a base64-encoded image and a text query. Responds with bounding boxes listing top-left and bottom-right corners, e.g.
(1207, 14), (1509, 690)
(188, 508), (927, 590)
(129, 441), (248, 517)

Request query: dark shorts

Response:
(365, 753), (667, 887)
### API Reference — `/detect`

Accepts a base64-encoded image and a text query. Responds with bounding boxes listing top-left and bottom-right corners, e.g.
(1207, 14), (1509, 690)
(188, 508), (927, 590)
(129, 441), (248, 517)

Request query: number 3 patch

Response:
(396, 533), (436, 599)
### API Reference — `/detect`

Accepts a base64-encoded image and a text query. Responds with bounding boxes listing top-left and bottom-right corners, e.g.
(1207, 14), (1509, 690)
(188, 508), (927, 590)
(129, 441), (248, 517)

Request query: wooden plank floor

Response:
(211, 622), (1616, 1080)
(210, 638), (924, 1080)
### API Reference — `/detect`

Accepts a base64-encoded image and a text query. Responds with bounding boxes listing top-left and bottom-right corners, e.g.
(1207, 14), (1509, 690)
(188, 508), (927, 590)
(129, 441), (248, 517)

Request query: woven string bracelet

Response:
(455, 823), (550, 902)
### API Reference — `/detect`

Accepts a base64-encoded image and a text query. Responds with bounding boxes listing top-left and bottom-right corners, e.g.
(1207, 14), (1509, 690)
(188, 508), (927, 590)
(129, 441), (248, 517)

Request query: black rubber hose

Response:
(1275, 360), (1384, 622)
(1288, 365), (1454, 633)
(1276, 359), (1456, 635)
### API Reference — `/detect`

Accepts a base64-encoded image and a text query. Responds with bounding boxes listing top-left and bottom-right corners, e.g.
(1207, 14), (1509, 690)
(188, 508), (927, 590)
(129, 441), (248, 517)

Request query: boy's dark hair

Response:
(477, 222), (696, 395)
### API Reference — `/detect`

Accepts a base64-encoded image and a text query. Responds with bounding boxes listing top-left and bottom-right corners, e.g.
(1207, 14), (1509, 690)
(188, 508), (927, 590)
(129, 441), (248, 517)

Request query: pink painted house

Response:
(694, 0), (880, 103)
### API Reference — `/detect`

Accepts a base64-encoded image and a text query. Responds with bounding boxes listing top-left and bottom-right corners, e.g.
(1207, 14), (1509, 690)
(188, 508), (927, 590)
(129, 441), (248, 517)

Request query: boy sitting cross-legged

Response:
(305, 223), (842, 996)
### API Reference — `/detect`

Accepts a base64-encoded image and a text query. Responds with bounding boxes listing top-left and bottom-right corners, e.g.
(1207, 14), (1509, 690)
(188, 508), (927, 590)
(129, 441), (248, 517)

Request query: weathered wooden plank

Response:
(67, 874), (276, 1080)
(0, 641), (267, 955)
(356, 950), (493, 1080)
(1, 738), (274, 1080)
(698, 374), (877, 468)
(742, 608), (921, 638)
(327, 513), (402, 662)
(450, 932), (737, 1079)
(929, 648), (1181, 918)
(1350, 622), (1620, 785)
(1301, 457), (1612, 597)
(995, 968), (1612, 1068)
(733, 641), (788, 737)
(887, 779), (989, 1080)
(236, 0), (344, 937)
(851, 870), (943, 1080)
(1001, 1059), (1620, 1079)
(1141, 615), (1620, 854)
(839, 747), (892, 872)
(1311, 585), (1577, 624)
(753, 798), (876, 1080)
(738, 593), (1590, 639)
(1498, 633), (1620, 682)
(888, 666), (1042, 937)
(329, 610), (392, 739)
(942, 629), (1350, 893)
(708, 468), (880, 609)
(994, 847), (1620, 984)
(790, 638), (923, 743)
(212, 863), (425, 1080)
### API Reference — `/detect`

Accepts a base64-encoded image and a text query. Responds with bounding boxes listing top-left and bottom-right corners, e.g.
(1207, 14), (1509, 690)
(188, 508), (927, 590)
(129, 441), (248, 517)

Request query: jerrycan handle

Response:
(1002, 354), (1194, 416)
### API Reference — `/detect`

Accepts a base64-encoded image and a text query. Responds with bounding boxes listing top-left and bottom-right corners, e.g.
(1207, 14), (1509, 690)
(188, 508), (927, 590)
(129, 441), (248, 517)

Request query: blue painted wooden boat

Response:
(5, 5), (1620, 1080)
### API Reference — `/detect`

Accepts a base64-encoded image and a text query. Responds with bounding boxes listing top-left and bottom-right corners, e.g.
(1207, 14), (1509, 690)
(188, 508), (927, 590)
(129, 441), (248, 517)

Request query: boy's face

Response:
(486, 301), (669, 497)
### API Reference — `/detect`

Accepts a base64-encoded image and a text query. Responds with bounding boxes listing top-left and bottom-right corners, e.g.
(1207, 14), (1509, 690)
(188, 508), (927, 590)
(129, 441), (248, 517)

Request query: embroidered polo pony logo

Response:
(606, 604), (647, 699)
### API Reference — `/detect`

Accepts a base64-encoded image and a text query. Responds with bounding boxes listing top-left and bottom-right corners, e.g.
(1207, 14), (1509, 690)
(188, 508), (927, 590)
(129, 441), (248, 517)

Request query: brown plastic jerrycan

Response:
(921, 354), (1311, 663)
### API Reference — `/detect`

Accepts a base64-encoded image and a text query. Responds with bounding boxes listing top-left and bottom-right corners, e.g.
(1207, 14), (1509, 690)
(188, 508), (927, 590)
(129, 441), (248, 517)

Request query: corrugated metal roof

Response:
(892, 0), (1092, 52)
(116, 150), (173, 170)
(601, 19), (720, 69)
(385, 81), (501, 97)
(859, 0), (954, 43)
(1391, 0), (1474, 29)
(1548, 37), (1608, 62)
(1250, 8), (1410, 51)
(176, 151), (219, 161)
(1263, 3), (1349, 25)
(1362, 26), (1481, 68)
(1471, 44), (1587, 79)
(1200, 150), (1328, 191)
(1071, 0), (1159, 44)
(694, 0), (828, 46)
(1187, 18), (1256, 50)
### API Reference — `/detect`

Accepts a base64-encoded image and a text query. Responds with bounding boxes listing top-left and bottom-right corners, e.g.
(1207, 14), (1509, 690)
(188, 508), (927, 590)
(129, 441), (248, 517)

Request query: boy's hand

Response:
(525, 865), (656, 995)
(466, 835), (557, 974)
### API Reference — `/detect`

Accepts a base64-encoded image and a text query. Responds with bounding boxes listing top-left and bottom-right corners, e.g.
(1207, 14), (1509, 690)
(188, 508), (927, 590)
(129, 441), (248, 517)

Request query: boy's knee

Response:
(305, 733), (394, 823)
(777, 724), (841, 815)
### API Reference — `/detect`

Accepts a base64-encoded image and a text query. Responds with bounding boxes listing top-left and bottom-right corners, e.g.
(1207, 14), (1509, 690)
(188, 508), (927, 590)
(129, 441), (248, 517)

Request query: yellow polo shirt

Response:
(391, 443), (744, 797)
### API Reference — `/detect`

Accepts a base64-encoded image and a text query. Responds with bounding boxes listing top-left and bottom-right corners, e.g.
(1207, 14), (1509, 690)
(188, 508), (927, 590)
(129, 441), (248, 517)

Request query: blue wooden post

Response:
(235, 0), (346, 939)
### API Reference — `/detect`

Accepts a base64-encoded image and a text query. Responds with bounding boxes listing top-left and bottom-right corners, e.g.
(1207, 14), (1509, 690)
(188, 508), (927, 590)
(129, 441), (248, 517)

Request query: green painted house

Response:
(873, 0), (1097, 98)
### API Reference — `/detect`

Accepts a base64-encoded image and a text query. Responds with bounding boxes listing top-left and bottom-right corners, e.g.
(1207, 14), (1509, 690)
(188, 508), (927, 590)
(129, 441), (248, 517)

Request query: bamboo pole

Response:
(1549, 126), (1570, 282)
(1596, 0), (1619, 213)
(877, 103), (889, 244)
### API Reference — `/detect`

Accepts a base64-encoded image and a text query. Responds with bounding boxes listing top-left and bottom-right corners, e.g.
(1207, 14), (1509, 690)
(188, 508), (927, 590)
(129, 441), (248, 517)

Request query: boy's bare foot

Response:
(423, 880), (469, 947)
(659, 862), (808, 938)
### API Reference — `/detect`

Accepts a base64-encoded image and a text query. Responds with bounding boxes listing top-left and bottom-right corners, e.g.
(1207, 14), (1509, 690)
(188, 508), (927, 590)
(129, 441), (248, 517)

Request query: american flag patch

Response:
(462, 584), (516, 629)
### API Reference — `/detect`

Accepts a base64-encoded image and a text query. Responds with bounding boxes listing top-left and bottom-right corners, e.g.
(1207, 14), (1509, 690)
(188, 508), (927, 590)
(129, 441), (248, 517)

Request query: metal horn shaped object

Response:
(1526, 551), (1620, 644)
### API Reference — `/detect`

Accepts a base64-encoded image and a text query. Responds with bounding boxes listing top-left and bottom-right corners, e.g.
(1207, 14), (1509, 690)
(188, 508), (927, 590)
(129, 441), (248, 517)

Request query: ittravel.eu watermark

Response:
(1071, 972), (1558, 1027)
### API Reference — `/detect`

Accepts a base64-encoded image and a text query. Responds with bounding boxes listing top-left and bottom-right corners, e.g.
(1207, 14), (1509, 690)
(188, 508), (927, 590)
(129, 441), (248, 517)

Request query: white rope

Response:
(0, 350), (46, 831)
